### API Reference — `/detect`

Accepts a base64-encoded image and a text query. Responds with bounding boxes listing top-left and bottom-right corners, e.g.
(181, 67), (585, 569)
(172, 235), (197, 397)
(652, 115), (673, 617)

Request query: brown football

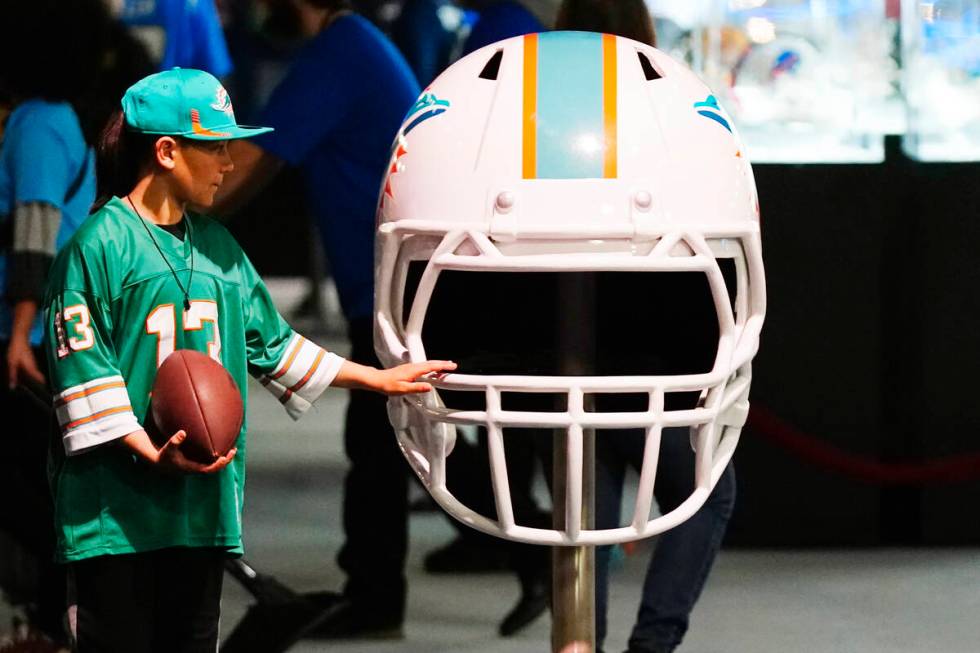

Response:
(150, 349), (244, 464)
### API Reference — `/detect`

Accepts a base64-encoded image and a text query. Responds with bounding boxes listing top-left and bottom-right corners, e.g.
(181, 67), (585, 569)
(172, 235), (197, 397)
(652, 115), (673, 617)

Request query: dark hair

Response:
(77, 21), (156, 147)
(94, 111), (160, 210)
(555, 0), (657, 47)
(0, 0), (154, 146)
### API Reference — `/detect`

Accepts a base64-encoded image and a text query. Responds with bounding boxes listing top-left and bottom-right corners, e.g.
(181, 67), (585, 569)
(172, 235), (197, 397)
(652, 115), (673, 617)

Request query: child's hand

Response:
(157, 430), (238, 474)
(332, 359), (457, 395)
(119, 429), (237, 474)
(373, 360), (457, 395)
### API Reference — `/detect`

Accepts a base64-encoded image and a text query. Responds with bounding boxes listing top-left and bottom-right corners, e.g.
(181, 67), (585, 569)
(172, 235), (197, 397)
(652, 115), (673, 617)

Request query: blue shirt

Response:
(0, 100), (95, 345)
(120, 0), (233, 78)
(462, 1), (545, 56)
(392, 0), (472, 87)
(255, 14), (420, 321)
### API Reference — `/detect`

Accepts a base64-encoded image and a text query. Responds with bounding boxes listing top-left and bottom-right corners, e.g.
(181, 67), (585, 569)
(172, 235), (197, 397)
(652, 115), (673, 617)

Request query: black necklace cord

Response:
(126, 195), (194, 311)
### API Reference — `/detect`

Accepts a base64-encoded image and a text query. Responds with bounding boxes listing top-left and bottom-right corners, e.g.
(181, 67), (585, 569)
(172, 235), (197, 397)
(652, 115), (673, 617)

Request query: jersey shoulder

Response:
(67, 198), (135, 251)
(47, 199), (135, 295)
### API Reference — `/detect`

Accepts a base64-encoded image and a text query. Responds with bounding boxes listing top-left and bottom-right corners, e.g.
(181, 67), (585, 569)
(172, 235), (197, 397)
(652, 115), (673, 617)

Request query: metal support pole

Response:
(552, 272), (596, 653)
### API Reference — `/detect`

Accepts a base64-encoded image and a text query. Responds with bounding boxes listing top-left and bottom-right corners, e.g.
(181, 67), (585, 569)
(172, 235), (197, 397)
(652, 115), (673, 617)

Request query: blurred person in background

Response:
(213, 0), (422, 640)
(552, 8), (737, 653)
(390, 0), (472, 87)
(106, 0), (234, 78)
(413, 1), (562, 639)
(413, 1), (562, 638)
(0, 0), (153, 647)
(460, 0), (556, 55)
(555, 0), (656, 45)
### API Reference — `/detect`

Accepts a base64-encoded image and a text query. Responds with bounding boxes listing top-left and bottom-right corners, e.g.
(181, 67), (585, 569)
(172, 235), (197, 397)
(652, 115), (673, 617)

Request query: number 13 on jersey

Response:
(146, 301), (222, 367)
(58, 301), (222, 368)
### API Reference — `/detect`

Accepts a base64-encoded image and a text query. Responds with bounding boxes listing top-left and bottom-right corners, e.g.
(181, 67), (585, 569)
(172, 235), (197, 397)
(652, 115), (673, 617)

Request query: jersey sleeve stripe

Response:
(266, 336), (321, 389)
(64, 405), (135, 430)
(269, 335), (303, 381)
(56, 375), (128, 400)
(55, 380), (128, 407)
(259, 335), (344, 420)
(55, 376), (134, 432)
(57, 375), (141, 455)
(62, 409), (141, 456)
(287, 348), (325, 396)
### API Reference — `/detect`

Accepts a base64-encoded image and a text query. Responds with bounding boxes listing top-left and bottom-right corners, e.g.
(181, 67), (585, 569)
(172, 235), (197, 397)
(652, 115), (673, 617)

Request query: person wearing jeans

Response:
(595, 427), (736, 653)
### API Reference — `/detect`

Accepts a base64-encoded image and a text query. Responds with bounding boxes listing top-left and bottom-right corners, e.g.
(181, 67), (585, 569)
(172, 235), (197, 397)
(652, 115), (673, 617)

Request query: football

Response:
(150, 349), (244, 464)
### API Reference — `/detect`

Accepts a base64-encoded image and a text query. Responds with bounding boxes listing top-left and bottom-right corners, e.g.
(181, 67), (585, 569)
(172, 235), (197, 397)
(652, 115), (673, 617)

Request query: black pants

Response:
(0, 343), (65, 641)
(71, 548), (225, 653)
(336, 318), (408, 619)
(443, 426), (552, 586)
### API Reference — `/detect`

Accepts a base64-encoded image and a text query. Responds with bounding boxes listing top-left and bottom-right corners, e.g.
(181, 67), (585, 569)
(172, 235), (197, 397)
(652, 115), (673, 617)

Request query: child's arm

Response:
(331, 359), (457, 395)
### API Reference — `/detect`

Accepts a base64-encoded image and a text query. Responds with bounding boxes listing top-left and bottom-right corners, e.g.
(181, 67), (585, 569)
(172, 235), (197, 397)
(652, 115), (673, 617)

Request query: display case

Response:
(901, 1), (980, 161)
(651, 1), (899, 164)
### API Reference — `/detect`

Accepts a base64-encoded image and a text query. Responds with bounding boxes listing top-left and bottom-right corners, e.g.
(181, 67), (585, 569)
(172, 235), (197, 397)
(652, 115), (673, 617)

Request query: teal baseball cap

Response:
(122, 68), (273, 140)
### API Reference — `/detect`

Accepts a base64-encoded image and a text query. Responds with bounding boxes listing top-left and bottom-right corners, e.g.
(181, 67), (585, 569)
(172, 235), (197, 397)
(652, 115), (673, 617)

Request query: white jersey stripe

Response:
(56, 375), (127, 405)
(55, 376), (133, 427)
(267, 334), (303, 381)
(55, 375), (139, 454)
(260, 337), (343, 420)
(63, 409), (141, 456)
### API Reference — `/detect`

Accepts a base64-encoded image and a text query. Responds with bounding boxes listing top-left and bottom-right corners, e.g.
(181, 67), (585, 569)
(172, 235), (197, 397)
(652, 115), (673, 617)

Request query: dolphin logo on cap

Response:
(211, 87), (235, 118)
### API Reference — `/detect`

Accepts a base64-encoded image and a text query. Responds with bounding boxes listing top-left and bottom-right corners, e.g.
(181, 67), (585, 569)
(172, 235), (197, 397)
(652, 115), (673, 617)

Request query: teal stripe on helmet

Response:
(535, 32), (605, 179)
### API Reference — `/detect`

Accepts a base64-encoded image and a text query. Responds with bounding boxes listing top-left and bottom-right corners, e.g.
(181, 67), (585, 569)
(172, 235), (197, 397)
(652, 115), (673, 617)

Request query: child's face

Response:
(170, 139), (235, 208)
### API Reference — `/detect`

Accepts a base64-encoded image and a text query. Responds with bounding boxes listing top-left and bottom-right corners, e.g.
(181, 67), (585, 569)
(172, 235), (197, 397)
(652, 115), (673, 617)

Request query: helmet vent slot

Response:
(479, 49), (504, 80)
(637, 51), (663, 81)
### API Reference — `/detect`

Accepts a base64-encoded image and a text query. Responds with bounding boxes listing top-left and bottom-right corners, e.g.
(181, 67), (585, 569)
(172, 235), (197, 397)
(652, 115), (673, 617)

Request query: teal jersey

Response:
(44, 197), (342, 562)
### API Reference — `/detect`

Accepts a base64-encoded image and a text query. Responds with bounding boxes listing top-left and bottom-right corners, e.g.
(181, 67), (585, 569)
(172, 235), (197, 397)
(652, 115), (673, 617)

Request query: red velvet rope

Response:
(747, 404), (980, 485)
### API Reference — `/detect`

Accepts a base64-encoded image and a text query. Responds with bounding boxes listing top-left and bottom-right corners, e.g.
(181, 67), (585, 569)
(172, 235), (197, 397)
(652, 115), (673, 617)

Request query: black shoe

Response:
(424, 536), (510, 574)
(221, 594), (341, 653)
(498, 579), (548, 636)
(301, 592), (404, 640)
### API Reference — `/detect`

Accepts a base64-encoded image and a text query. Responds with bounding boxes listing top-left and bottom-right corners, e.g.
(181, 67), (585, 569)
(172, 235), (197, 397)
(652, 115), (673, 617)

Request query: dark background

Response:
(731, 137), (980, 546)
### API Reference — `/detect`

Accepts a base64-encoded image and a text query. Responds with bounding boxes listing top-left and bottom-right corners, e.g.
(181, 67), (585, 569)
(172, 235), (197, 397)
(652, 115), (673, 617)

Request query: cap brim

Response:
(182, 125), (274, 141)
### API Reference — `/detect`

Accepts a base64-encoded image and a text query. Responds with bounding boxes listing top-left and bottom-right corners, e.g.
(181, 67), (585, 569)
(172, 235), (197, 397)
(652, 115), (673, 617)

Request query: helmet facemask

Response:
(377, 224), (764, 545)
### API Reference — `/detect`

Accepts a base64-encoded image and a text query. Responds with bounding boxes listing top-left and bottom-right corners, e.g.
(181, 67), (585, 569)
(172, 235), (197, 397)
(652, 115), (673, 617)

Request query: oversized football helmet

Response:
(375, 32), (766, 546)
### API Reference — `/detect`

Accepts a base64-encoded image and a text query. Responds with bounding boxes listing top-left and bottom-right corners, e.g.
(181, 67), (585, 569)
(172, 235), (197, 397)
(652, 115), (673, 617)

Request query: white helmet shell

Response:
(375, 32), (765, 546)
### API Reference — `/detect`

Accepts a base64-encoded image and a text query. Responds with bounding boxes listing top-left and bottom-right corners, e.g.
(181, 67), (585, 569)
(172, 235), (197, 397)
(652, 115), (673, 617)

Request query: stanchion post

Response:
(552, 272), (596, 653)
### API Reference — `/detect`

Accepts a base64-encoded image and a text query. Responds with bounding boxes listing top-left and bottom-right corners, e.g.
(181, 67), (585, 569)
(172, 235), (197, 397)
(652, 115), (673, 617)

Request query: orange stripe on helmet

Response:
(602, 33), (618, 179)
(522, 34), (539, 180)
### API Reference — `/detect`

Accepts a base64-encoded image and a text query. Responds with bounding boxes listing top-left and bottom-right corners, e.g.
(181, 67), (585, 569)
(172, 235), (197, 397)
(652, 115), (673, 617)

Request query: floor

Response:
(4, 280), (980, 652)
